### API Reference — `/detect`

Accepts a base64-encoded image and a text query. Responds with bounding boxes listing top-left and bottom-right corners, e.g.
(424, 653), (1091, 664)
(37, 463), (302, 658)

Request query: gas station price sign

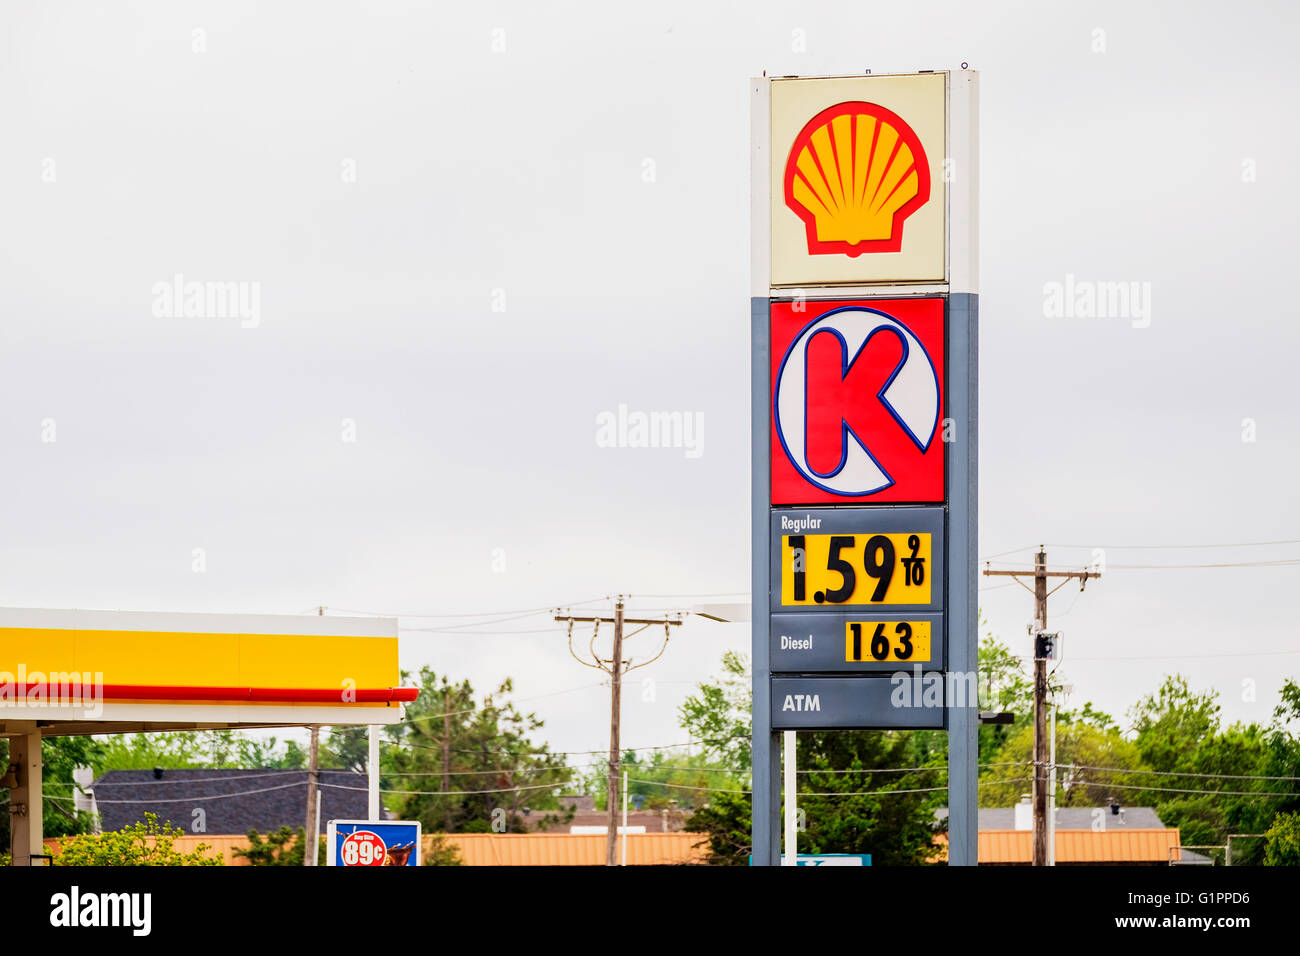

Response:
(780, 531), (931, 606)
(845, 619), (932, 663)
(768, 508), (945, 675)
(751, 68), (979, 865)
(769, 508), (943, 612)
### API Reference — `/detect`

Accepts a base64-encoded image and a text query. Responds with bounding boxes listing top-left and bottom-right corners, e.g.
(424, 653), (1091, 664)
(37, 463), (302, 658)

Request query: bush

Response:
(422, 833), (463, 866)
(1264, 811), (1300, 866)
(53, 813), (223, 866)
(232, 826), (324, 866)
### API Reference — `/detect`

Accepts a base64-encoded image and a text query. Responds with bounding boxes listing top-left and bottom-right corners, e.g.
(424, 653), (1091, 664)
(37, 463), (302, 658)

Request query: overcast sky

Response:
(1, 1), (1297, 768)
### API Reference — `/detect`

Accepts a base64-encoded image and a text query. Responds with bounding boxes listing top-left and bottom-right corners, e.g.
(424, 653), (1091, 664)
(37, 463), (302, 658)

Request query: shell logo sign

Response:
(784, 102), (930, 257)
(771, 73), (947, 287)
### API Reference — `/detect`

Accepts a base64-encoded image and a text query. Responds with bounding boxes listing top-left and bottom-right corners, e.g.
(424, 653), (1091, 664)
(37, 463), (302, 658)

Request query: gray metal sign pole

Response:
(946, 293), (979, 866)
(945, 69), (981, 865)
(751, 296), (780, 866)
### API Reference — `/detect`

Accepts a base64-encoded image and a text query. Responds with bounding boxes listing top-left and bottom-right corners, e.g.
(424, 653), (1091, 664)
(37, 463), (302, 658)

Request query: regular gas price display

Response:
(782, 531), (931, 606)
(770, 508), (944, 613)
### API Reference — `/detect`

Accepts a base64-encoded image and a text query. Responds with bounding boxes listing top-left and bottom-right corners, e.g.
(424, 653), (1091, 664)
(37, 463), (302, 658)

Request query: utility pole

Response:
(1048, 700), (1057, 867)
(304, 724), (319, 866)
(304, 603), (325, 867)
(443, 692), (452, 834)
(983, 546), (1099, 867)
(607, 598), (624, 867)
(557, 597), (682, 866)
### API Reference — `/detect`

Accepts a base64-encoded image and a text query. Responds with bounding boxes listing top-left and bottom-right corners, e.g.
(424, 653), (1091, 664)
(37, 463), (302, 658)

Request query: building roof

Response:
(935, 805), (1166, 830)
(983, 806), (1165, 830)
(91, 769), (369, 834)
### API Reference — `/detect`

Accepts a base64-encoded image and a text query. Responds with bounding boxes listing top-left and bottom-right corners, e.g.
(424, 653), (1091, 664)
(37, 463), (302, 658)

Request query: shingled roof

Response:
(980, 806), (1166, 829)
(90, 769), (371, 834)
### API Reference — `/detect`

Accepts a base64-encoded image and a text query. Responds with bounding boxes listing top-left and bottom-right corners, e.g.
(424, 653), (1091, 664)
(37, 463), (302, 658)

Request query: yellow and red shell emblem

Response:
(784, 102), (931, 257)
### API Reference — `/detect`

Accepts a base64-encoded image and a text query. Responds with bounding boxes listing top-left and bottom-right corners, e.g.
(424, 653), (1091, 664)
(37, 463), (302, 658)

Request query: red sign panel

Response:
(339, 830), (388, 866)
(771, 298), (945, 505)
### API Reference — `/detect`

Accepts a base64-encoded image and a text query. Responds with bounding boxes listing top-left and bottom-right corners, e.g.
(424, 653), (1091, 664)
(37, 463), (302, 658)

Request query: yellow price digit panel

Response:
(845, 620), (932, 663)
(781, 532), (931, 606)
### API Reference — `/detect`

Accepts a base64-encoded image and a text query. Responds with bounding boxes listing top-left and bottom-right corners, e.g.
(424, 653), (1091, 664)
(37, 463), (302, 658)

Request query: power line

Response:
(627, 776), (1034, 797)
(799, 762), (1028, 775)
(981, 545), (1039, 561)
(1070, 764), (1300, 783)
(983, 557), (1300, 571)
(400, 627), (566, 636)
(384, 766), (587, 778)
(1049, 539), (1300, 551)
(91, 782), (305, 804)
(393, 681), (608, 724)
(621, 591), (750, 599)
(401, 609), (555, 632)
(321, 590), (746, 621)
(319, 597), (608, 619)
(319, 780), (566, 797)
(1067, 649), (1300, 661)
(71, 760), (1030, 788)
(88, 769), (323, 787)
(1072, 778), (1300, 799)
(622, 761), (1026, 776)
(986, 539), (1300, 561)
(1107, 559), (1300, 569)
(72, 766), (584, 786)
(390, 733), (749, 759)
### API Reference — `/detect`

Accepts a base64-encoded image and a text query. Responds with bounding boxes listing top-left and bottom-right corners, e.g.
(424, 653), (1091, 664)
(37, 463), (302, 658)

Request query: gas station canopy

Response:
(0, 607), (415, 733)
(0, 607), (417, 865)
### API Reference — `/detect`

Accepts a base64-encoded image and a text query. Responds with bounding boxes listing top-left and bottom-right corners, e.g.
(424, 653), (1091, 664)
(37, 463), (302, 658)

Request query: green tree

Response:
(93, 730), (305, 773)
(1121, 675), (1290, 864)
(53, 812), (223, 866)
(422, 833), (465, 866)
(981, 720), (1147, 808)
(581, 748), (743, 814)
(0, 728), (309, 858)
(322, 726), (371, 773)
(680, 652), (943, 865)
(685, 790), (751, 865)
(0, 736), (104, 856)
(1263, 811), (1300, 866)
(383, 667), (573, 834)
(1130, 675), (1222, 773)
(232, 826), (324, 866)
(974, 632), (1033, 766)
(678, 650), (752, 773)
(795, 730), (944, 865)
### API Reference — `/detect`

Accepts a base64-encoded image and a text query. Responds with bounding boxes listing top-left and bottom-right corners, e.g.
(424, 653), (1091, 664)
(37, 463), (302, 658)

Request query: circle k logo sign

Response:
(771, 298), (946, 505)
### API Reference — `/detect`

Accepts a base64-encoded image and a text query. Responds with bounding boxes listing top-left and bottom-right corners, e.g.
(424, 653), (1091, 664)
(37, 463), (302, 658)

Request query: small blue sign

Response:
(327, 819), (422, 867)
(795, 854), (871, 866)
(748, 853), (872, 866)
